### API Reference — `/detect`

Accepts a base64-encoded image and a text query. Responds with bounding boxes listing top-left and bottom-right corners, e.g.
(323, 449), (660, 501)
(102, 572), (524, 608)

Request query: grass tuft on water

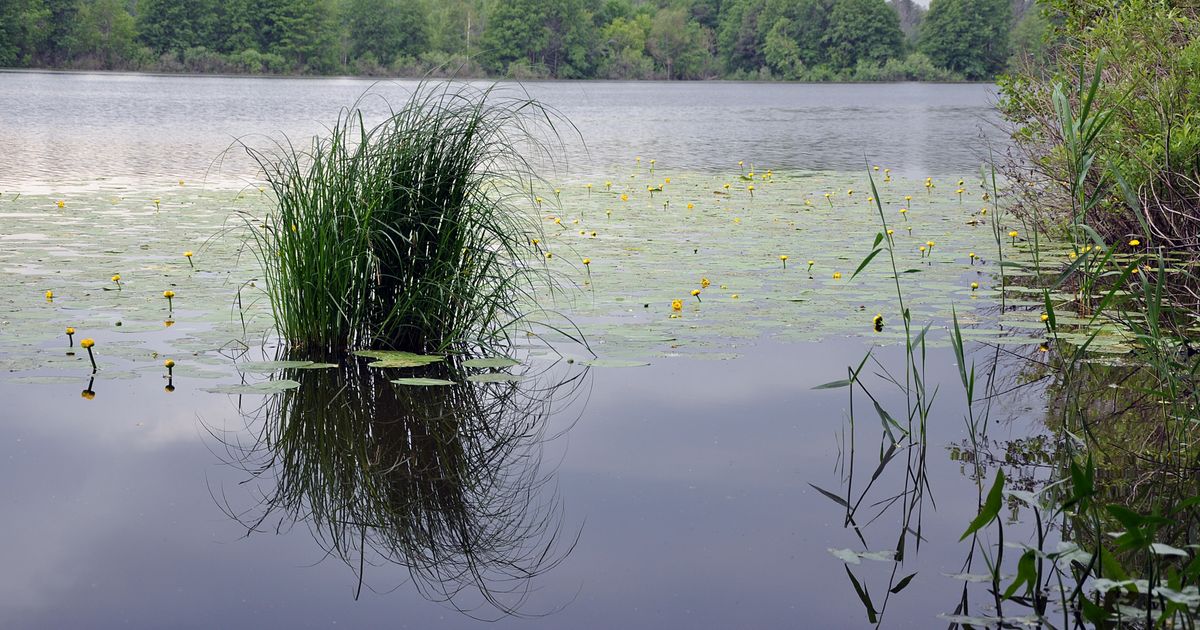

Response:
(242, 82), (561, 355)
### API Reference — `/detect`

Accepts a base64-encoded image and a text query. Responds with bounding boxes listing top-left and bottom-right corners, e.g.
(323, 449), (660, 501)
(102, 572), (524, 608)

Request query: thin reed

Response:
(242, 83), (560, 355)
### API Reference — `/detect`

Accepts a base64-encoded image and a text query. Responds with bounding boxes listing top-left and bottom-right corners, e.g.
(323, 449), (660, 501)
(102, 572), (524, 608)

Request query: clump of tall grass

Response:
(241, 83), (563, 355)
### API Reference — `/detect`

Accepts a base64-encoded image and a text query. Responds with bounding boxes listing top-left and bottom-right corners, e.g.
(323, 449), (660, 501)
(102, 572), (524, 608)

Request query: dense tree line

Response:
(0, 0), (1038, 80)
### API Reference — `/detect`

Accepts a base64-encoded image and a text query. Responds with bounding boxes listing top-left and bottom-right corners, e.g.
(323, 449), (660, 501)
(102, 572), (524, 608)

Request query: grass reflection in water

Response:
(209, 357), (587, 618)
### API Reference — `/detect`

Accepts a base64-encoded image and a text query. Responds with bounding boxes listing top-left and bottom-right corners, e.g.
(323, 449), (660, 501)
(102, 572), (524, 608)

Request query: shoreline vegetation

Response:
(0, 66), (1001, 84)
(1, 0), (1043, 83)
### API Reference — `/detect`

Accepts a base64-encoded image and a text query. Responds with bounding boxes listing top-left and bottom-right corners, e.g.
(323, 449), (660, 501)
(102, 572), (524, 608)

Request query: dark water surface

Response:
(2, 340), (1045, 628)
(0, 73), (1042, 628)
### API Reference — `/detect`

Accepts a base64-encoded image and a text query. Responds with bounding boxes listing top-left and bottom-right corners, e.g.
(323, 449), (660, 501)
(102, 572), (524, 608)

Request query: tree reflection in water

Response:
(209, 358), (589, 618)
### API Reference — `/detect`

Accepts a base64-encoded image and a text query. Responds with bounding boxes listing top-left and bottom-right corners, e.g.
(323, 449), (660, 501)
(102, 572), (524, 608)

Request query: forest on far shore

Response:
(0, 0), (1049, 81)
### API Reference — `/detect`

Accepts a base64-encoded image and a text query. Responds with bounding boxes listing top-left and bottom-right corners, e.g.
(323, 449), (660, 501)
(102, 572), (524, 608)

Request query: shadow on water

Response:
(205, 357), (590, 619)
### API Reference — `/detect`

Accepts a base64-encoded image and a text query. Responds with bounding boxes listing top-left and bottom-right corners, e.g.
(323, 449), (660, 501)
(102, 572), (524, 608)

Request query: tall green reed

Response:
(240, 82), (565, 356)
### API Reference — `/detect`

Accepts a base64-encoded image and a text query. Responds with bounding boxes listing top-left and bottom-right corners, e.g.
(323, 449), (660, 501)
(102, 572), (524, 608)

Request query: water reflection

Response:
(210, 358), (588, 618)
(0, 72), (1004, 188)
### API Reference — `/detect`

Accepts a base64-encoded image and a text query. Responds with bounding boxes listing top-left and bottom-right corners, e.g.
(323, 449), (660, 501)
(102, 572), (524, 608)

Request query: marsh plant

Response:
(242, 83), (564, 356)
(824, 63), (1200, 627)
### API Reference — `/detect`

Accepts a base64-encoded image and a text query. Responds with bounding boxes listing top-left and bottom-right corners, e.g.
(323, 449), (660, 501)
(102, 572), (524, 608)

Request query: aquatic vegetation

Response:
(65, 327), (74, 347)
(183, 250), (194, 268)
(240, 83), (562, 355)
(81, 337), (96, 371)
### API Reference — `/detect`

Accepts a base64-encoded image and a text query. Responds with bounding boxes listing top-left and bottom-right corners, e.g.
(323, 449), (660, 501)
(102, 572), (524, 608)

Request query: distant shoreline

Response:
(0, 67), (995, 85)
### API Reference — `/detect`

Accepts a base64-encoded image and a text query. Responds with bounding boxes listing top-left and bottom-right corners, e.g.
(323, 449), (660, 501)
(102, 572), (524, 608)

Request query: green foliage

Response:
(343, 0), (427, 66)
(1000, 0), (1200, 247)
(824, 0), (904, 70)
(918, 0), (1011, 80)
(1008, 5), (1049, 66)
(646, 7), (711, 79)
(136, 0), (217, 55)
(0, 0), (50, 66)
(480, 0), (598, 78)
(71, 0), (138, 68)
(0, 0), (1017, 79)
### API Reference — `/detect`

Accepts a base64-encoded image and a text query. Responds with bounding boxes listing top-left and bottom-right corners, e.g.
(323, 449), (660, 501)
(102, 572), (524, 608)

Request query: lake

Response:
(1, 72), (1051, 628)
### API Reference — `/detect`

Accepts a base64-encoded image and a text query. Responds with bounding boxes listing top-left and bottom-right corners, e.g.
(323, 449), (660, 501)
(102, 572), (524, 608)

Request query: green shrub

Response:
(999, 0), (1200, 247)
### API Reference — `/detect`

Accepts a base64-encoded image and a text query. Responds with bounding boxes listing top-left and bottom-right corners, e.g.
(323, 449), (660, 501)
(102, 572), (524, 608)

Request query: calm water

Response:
(0, 71), (1004, 189)
(0, 72), (1043, 629)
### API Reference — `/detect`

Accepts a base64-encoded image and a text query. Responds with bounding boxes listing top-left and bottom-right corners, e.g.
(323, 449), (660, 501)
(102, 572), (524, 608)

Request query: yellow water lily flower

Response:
(672, 299), (683, 311)
(701, 277), (711, 288)
(81, 338), (95, 349)
(833, 272), (842, 279)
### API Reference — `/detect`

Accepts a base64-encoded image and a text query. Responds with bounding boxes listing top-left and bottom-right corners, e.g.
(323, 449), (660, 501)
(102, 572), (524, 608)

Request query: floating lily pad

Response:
(354, 350), (443, 368)
(461, 357), (520, 369)
(583, 358), (651, 368)
(466, 373), (523, 383)
(237, 360), (315, 372)
(10, 375), (89, 385)
(828, 548), (897, 565)
(390, 377), (455, 386)
(203, 379), (301, 394)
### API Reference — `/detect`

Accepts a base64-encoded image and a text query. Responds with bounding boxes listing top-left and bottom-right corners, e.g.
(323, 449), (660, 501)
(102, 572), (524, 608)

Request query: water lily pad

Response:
(237, 360), (315, 372)
(828, 548), (898, 565)
(462, 357), (520, 369)
(391, 377), (455, 386)
(583, 359), (651, 368)
(466, 373), (523, 383)
(203, 379), (301, 394)
(354, 350), (443, 368)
